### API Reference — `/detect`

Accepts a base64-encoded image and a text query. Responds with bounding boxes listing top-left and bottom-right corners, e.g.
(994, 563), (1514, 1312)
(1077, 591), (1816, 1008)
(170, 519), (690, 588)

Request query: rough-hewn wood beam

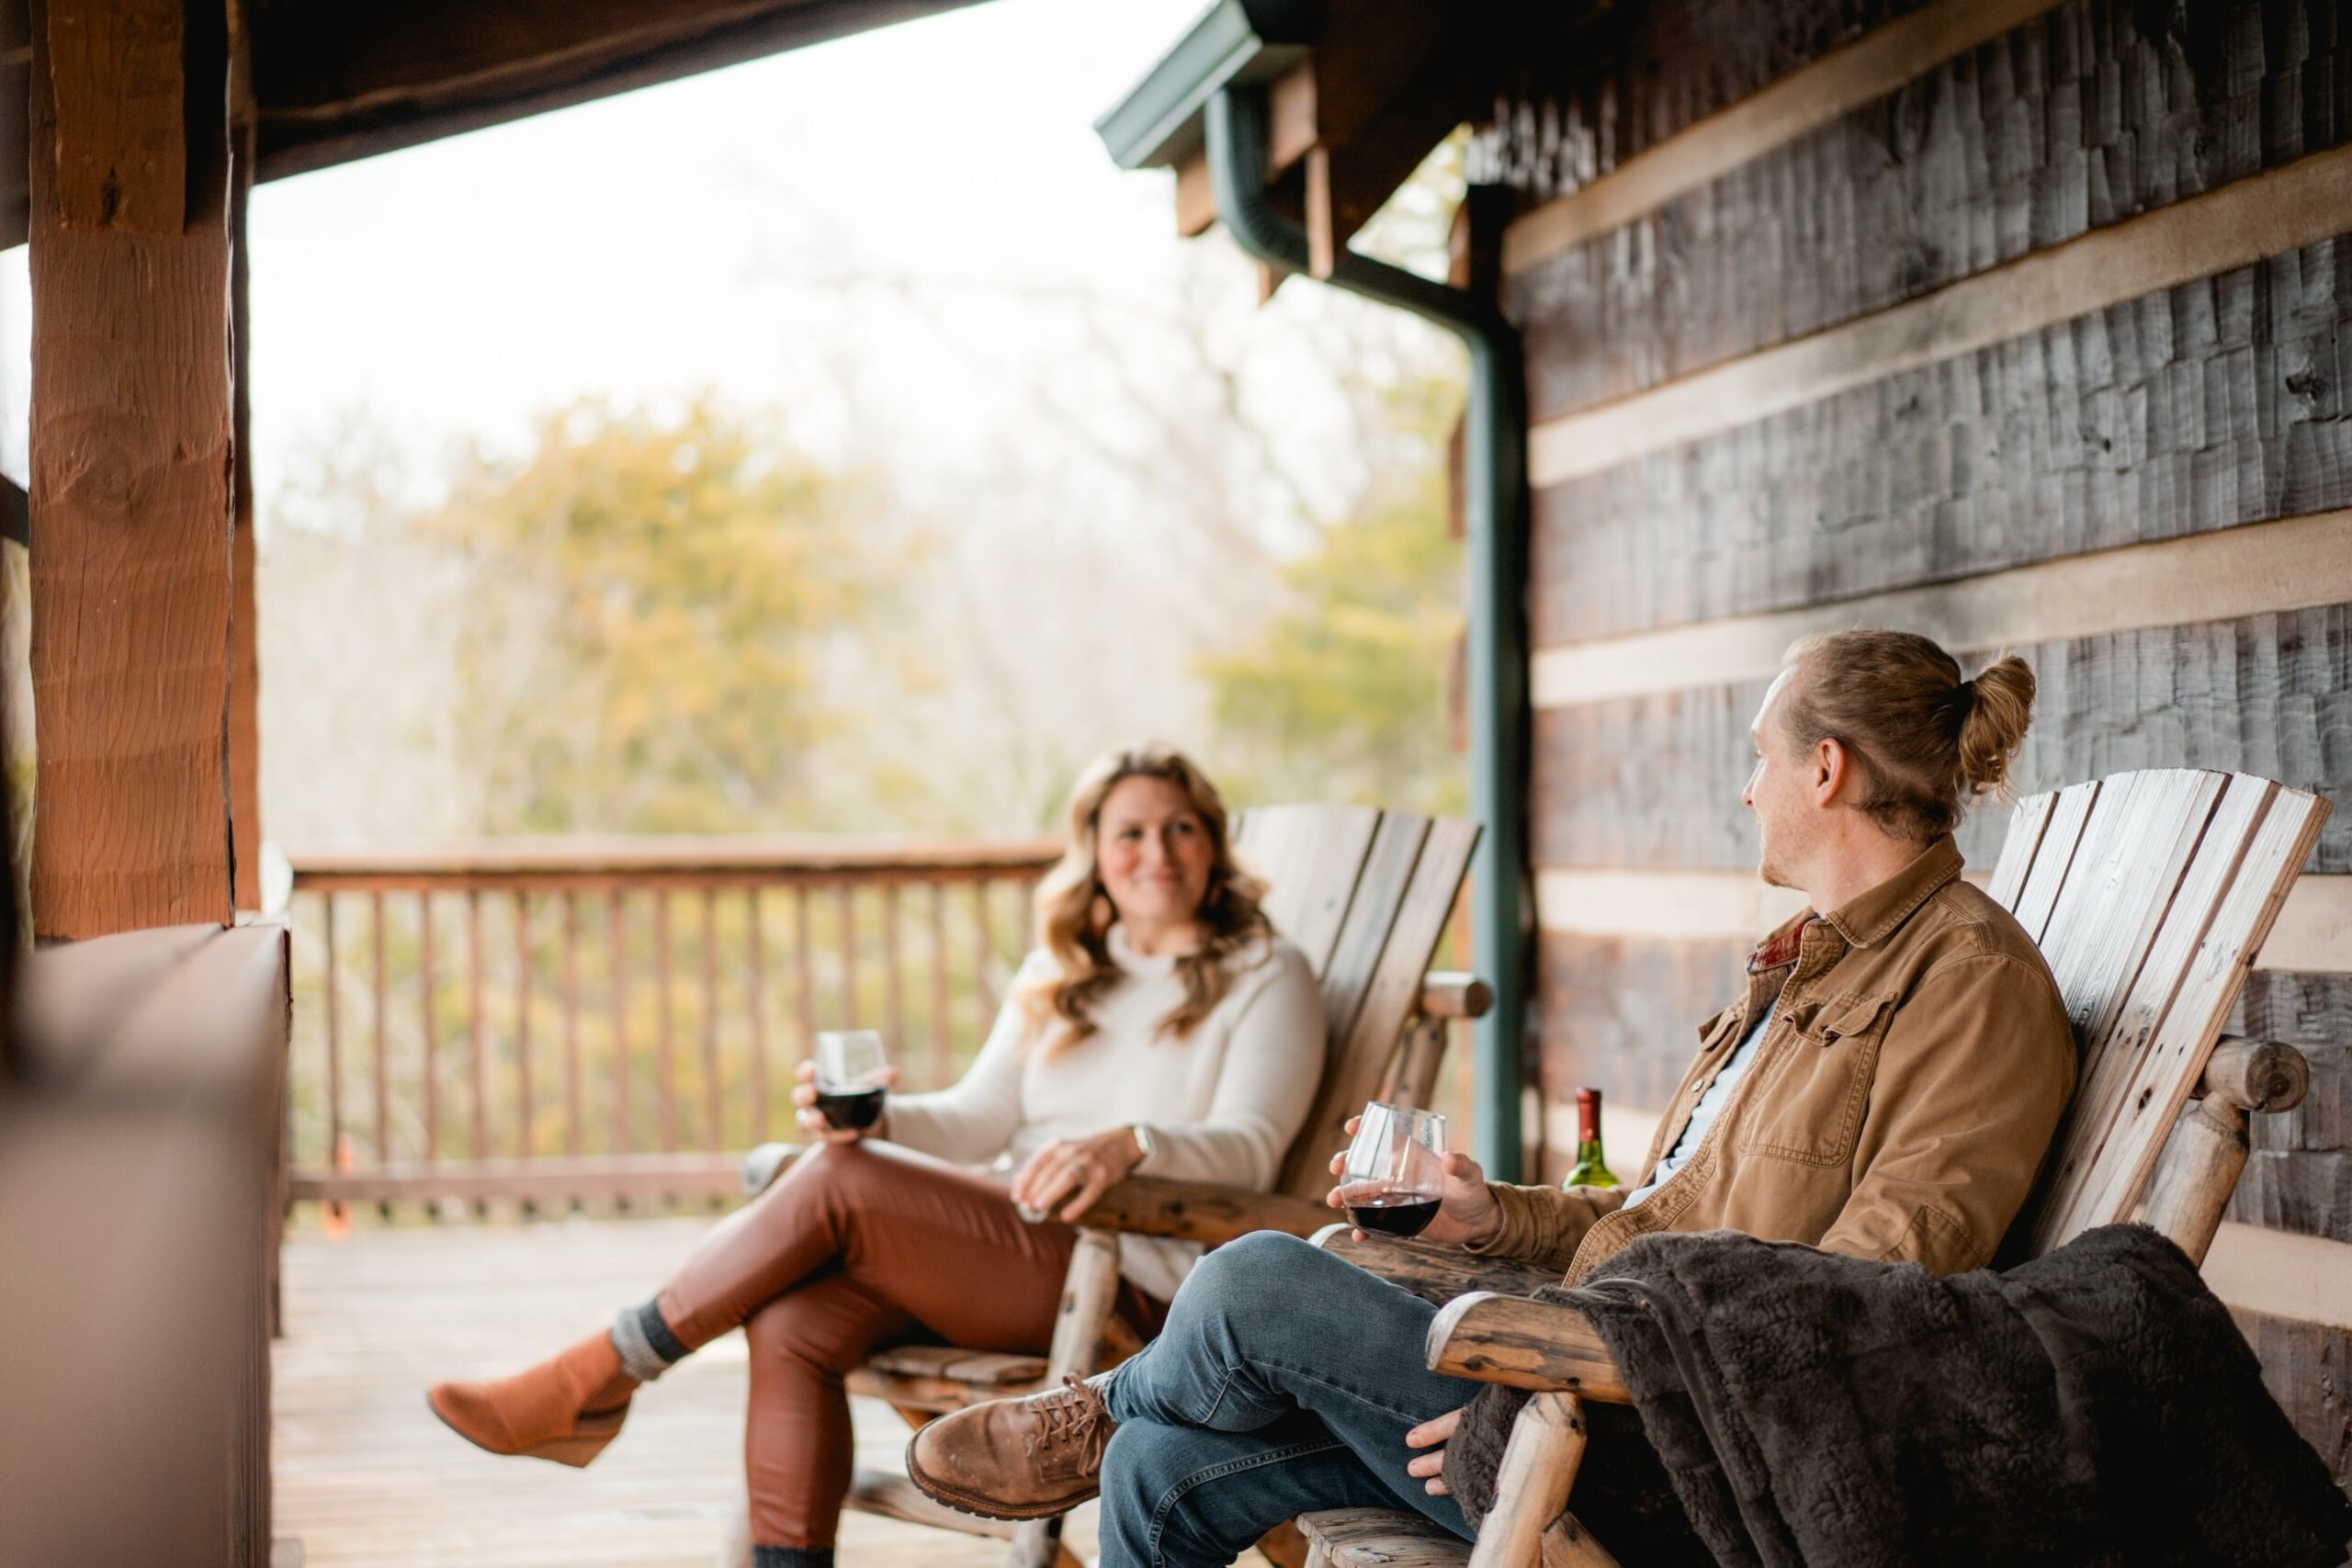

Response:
(28, 0), (236, 937)
(251, 0), (982, 181)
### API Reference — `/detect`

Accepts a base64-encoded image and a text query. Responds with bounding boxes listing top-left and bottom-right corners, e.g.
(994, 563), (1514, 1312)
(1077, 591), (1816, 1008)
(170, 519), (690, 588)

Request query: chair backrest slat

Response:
(1277, 816), (1480, 1200)
(1992, 769), (2330, 1258)
(1235, 804), (1383, 977)
(2006, 778), (2102, 943)
(1984, 788), (2057, 908)
(1231, 805), (1481, 1203)
(2024, 776), (2327, 1253)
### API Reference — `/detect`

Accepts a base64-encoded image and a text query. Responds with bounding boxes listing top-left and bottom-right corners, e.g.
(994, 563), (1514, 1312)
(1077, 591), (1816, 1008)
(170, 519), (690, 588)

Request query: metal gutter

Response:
(1091, 0), (1316, 171)
(1204, 86), (1532, 1181)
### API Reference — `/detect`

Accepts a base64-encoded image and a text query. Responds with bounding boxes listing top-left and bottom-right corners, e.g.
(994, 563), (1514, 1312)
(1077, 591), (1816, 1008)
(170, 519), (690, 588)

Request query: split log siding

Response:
(1529, 236), (2352, 647)
(1499, 0), (2352, 425)
(1497, 0), (2352, 1514)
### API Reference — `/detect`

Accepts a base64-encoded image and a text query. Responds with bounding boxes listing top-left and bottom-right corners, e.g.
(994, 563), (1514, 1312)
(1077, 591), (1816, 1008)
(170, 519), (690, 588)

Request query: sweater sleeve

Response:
(1129, 942), (1326, 1191)
(881, 951), (1051, 1167)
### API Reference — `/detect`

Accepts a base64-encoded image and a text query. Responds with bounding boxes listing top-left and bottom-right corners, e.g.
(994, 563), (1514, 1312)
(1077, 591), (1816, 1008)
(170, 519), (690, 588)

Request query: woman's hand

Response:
(1404, 1407), (1462, 1496)
(1011, 1127), (1145, 1224)
(790, 1060), (899, 1145)
(1325, 1114), (1501, 1247)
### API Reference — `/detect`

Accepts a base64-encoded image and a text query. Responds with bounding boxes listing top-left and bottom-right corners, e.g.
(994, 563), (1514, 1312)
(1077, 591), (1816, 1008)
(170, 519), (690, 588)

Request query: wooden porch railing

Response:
(283, 837), (1060, 1207)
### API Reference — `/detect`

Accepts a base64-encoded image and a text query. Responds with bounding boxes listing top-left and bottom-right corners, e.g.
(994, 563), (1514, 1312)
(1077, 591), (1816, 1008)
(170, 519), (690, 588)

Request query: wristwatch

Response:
(1129, 1122), (1157, 1169)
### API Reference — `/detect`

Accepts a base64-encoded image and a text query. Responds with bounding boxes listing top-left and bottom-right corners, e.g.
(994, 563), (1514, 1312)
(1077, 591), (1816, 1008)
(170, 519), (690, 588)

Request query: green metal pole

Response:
(1204, 89), (1529, 1179)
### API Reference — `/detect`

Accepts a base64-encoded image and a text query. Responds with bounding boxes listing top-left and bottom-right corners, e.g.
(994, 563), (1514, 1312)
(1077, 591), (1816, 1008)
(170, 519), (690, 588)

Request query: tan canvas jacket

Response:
(1477, 836), (2076, 1282)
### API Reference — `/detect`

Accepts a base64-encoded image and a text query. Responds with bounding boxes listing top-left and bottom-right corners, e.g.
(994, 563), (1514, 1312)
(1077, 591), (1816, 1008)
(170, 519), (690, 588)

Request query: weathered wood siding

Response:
(1490, 0), (2352, 1514)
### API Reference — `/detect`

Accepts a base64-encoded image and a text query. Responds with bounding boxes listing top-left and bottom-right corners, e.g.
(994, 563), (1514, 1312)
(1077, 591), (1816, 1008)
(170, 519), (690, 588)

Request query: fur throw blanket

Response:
(1442, 1224), (2352, 1568)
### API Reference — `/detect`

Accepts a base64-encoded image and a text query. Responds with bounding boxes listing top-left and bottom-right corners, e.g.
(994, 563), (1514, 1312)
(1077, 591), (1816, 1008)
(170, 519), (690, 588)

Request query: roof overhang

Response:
(3, 0), (986, 251)
(1091, 0), (1316, 173)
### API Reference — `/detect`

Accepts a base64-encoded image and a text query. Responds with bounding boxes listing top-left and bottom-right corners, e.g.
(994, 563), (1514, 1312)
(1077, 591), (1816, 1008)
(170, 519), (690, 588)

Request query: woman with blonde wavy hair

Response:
(426, 741), (1326, 1568)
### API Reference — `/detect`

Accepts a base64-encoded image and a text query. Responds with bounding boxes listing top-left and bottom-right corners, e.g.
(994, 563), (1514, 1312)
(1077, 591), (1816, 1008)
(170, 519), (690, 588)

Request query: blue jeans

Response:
(1094, 1231), (1478, 1568)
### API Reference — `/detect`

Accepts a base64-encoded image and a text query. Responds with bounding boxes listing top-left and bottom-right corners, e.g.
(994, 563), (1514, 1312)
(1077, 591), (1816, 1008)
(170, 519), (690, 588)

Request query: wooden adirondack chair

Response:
(718, 803), (1489, 1568)
(1288, 768), (2330, 1568)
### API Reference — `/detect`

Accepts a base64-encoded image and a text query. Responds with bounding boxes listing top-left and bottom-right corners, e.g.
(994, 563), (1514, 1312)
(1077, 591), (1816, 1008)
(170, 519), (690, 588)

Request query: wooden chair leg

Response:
(1540, 1511), (1623, 1567)
(1008, 1227), (1124, 1568)
(2142, 1097), (2250, 1266)
(1256, 1517), (1313, 1568)
(1466, 1392), (1589, 1568)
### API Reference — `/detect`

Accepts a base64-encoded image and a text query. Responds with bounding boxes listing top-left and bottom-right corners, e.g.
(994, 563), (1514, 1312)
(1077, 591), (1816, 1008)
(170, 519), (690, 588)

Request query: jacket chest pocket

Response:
(1736, 994), (1892, 1167)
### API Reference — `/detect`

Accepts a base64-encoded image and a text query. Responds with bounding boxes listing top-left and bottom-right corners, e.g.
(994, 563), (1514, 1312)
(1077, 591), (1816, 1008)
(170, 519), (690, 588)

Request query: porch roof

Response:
(0, 0), (987, 249)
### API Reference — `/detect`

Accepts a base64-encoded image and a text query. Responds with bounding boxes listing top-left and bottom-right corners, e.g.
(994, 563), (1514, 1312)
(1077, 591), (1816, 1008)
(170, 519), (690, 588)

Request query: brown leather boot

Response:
(427, 1330), (638, 1467)
(904, 1374), (1117, 1520)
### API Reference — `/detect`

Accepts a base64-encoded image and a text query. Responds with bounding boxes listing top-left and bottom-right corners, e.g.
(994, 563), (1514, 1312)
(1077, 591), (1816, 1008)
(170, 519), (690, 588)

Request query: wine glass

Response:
(1340, 1101), (1446, 1239)
(813, 1029), (890, 1131)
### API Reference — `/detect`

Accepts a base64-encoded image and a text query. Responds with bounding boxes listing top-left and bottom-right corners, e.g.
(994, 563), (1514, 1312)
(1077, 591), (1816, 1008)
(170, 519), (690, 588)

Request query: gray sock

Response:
(609, 1299), (685, 1383)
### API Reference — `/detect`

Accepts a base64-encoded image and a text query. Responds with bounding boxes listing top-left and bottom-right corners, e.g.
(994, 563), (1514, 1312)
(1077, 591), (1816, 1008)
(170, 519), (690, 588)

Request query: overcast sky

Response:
(1, 0), (1224, 498)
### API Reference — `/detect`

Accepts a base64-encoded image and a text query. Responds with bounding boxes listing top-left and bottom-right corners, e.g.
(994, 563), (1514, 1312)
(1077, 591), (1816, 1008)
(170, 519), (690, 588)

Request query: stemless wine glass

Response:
(813, 1029), (890, 1131)
(1340, 1101), (1446, 1239)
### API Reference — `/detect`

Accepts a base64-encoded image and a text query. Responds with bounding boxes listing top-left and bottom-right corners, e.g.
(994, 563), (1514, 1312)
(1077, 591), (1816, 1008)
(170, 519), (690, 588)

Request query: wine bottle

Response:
(1563, 1088), (1620, 1189)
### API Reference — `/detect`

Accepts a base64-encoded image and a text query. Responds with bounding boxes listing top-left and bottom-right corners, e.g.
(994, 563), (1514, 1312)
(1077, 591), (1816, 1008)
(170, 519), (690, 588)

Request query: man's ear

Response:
(1814, 737), (1847, 807)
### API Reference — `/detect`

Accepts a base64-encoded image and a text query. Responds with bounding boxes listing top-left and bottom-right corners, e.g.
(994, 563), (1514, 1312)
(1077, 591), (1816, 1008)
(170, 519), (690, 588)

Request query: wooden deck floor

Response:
(275, 1214), (1103, 1567)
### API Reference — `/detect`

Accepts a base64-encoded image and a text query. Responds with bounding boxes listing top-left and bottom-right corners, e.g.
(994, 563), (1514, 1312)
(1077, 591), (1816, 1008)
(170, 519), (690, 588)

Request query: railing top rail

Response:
(286, 835), (1065, 888)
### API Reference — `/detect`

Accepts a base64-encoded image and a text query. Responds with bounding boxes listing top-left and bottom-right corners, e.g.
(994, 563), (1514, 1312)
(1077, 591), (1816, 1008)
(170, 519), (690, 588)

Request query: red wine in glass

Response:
(811, 1085), (885, 1129)
(1345, 1192), (1442, 1237)
(815, 1030), (889, 1133)
(1341, 1101), (1446, 1241)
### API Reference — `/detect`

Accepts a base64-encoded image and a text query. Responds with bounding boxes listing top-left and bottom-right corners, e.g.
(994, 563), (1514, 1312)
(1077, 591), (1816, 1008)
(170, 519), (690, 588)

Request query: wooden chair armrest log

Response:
(1309, 1224), (1566, 1304)
(1062, 1173), (1336, 1246)
(1424, 1292), (1633, 1403)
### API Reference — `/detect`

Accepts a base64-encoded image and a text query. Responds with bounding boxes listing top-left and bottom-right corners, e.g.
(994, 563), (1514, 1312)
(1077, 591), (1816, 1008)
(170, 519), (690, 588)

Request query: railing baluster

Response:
(701, 886), (721, 1148)
(514, 891), (533, 1160)
(655, 888), (676, 1153)
(972, 878), (994, 1019)
(563, 891), (582, 1157)
(468, 889), (486, 1163)
(883, 882), (905, 1066)
(747, 888), (768, 1145)
(609, 889), (630, 1157)
(929, 881), (951, 1086)
(838, 883), (858, 1027)
(371, 891), (388, 1168)
(322, 893), (342, 1178)
(420, 891), (438, 1166)
(793, 883), (817, 1063)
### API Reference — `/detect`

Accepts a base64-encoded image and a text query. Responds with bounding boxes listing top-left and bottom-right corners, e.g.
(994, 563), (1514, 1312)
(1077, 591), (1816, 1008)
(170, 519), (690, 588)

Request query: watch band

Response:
(1129, 1122), (1157, 1168)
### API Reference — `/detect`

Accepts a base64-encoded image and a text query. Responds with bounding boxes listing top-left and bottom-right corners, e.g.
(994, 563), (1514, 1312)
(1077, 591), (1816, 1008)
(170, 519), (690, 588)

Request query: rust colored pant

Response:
(654, 1141), (1157, 1551)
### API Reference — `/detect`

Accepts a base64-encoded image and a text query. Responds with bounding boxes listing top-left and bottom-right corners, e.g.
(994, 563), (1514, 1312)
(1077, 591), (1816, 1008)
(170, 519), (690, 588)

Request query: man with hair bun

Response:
(910, 630), (2077, 1568)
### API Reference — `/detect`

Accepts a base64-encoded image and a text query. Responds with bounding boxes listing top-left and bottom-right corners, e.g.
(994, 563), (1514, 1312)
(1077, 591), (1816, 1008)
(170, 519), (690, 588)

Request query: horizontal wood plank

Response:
(1532, 611), (2352, 877)
(1534, 511), (2352, 708)
(1507, 0), (2352, 424)
(1527, 147), (2352, 488)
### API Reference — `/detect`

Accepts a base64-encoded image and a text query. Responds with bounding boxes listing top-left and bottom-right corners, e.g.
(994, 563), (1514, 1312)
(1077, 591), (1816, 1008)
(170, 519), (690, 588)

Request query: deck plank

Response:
(275, 1215), (1099, 1566)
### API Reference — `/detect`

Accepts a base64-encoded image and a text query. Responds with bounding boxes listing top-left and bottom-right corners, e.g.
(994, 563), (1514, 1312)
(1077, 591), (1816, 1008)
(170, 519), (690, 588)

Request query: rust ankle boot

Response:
(427, 1329), (639, 1467)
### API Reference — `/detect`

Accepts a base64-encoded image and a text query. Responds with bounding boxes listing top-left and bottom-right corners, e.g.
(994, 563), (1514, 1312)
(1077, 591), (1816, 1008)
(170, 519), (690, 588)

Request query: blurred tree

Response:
(1198, 371), (1464, 815)
(429, 395), (877, 833)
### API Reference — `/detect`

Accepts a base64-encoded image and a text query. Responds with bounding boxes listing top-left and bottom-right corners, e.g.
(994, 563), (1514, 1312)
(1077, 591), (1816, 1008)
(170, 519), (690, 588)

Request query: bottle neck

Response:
(1577, 1100), (1601, 1145)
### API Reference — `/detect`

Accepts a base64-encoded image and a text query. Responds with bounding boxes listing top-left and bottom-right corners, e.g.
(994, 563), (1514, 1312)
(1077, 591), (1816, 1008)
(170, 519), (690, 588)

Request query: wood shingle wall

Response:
(1486, 0), (2352, 1515)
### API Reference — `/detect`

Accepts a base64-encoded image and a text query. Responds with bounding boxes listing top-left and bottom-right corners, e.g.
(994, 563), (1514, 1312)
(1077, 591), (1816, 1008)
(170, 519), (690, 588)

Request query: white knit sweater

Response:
(882, 925), (1326, 1302)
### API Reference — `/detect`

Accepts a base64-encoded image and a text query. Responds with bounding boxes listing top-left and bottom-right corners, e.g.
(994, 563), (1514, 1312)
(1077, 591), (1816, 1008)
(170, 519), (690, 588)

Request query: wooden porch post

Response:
(27, 0), (239, 938)
(229, 0), (261, 914)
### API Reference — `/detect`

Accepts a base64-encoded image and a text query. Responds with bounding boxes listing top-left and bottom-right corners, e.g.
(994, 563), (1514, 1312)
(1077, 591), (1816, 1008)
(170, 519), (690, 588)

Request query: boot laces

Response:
(1034, 1374), (1114, 1462)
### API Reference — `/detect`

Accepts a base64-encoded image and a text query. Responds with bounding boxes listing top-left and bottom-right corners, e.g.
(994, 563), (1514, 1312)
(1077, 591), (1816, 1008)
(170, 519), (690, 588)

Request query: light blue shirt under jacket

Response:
(1621, 1001), (1776, 1210)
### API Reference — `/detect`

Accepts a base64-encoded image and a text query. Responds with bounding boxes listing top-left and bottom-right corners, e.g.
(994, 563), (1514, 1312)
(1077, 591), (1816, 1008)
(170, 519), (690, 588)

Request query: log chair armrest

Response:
(2198, 1037), (2309, 1112)
(1310, 1224), (1564, 1304)
(1417, 971), (1493, 1020)
(1065, 1174), (1334, 1246)
(1424, 1291), (1634, 1404)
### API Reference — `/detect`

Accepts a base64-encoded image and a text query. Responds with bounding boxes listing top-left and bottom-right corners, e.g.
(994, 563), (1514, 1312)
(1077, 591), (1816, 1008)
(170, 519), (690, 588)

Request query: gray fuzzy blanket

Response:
(1442, 1224), (2352, 1568)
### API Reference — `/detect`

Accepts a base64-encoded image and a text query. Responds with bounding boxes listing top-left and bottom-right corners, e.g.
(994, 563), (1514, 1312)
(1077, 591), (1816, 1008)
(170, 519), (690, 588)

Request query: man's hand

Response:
(1011, 1127), (1145, 1223)
(1404, 1407), (1462, 1495)
(790, 1060), (899, 1145)
(1325, 1115), (1503, 1247)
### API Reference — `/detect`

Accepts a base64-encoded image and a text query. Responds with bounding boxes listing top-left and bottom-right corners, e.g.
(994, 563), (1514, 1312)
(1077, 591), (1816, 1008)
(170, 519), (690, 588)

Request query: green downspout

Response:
(1204, 87), (1531, 1180)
